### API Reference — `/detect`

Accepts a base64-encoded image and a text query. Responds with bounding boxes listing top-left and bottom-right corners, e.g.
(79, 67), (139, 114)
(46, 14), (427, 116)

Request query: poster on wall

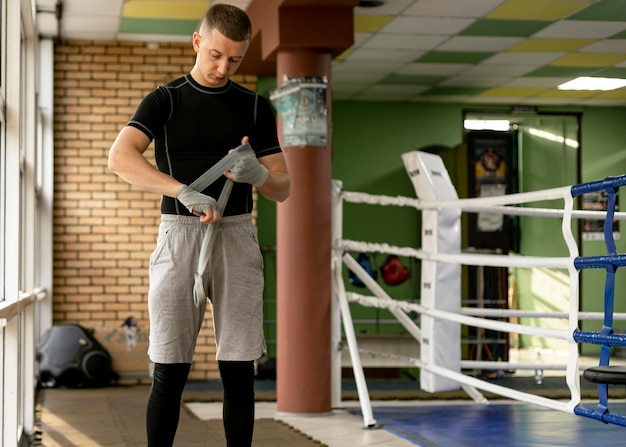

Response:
(582, 190), (620, 241)
(466, 130), (518, 251)
(472, 137), (508, 232)
(269, 76), (327, 148)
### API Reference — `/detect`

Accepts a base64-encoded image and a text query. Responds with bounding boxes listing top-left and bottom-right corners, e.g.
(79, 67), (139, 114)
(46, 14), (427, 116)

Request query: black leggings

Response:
(219, 360), (256, 446)
(146, 361), (255, 447)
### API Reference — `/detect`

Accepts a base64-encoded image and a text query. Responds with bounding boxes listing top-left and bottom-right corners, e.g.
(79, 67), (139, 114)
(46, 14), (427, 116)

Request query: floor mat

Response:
(204, 419), (327, 446)
(38, 386), (326, 447)
(350, 402), (626, 447)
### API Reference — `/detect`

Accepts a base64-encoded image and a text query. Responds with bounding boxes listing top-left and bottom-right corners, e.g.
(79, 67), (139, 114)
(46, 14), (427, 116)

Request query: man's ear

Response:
(192, 32), (201, 52)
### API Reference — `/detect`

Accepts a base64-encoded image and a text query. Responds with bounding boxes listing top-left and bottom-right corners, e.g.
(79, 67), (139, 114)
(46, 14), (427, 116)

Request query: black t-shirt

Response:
(127, 74), (282, 216)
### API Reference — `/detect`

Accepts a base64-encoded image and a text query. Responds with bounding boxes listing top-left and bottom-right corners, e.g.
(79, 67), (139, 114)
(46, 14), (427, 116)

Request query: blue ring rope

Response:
(569, 177), (626, 425)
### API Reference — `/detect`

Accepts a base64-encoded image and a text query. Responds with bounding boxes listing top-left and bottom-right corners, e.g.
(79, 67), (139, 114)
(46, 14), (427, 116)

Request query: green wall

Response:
(579, 107), (626, 353)
(256, 85), (626, 357)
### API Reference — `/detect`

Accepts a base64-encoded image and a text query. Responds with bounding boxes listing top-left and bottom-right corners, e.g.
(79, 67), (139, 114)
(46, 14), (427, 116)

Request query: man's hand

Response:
(227, 152), (269, 187)
(176, 185), (220, 222)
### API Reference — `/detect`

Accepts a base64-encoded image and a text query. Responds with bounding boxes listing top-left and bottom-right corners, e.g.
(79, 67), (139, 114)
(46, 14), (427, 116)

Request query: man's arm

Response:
(108, 126), (220, 223)
(108, 126), (184, 198)
(256, 153), (290, 203)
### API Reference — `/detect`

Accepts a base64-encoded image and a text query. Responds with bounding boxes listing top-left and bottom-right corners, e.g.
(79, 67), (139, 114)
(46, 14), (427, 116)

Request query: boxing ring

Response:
(330, 150), (626, 429)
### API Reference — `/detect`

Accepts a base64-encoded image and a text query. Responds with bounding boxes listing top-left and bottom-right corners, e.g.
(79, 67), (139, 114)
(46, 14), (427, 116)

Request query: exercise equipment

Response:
(37, 324), (116, 388)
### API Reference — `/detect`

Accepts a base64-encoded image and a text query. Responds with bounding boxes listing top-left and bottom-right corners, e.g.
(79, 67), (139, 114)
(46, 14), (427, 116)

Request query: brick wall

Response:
(53, 40), (259, 382)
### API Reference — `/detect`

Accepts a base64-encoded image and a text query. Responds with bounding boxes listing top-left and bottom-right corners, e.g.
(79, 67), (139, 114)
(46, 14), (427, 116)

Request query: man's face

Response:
(191, 27), (249, 88)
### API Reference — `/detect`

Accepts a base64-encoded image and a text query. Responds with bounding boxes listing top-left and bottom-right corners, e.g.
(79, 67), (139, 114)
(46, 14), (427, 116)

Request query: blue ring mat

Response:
(349, 401), (626, 447)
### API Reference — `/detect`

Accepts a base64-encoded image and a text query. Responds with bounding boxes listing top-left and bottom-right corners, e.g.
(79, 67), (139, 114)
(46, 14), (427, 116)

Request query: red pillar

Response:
(276, 48), (333, 414)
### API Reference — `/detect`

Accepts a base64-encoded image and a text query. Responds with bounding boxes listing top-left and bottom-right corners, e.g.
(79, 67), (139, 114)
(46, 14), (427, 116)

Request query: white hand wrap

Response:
(229, 152), (269, 187)
(176, 185), (219, 217)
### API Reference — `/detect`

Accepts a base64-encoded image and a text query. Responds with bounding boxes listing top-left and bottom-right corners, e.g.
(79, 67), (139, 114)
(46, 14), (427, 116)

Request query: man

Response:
(108, 4), (290, 446)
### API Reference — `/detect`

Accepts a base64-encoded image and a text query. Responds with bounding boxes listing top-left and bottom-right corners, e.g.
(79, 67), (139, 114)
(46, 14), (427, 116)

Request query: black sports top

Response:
(127, 74), (282, 216)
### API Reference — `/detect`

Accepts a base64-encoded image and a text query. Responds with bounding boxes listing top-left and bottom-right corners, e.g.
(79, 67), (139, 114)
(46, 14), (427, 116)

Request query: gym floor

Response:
(36, 375), (626, 447)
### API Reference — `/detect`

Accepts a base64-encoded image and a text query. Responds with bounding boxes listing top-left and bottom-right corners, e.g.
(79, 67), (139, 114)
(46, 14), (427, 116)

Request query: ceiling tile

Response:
(440, 74), (513, 87)
(594, 67), (626, 77)
(332, 60), (404, 74)
(526, 65), (599, 77)
(538, 89), (597, 99)
(331, 70), (388, 82)
(536, 20), (626, 39)
(123, 1), (207, 19)
(502, 76), (572, 88)
(582, 98), (626, 106)
(352, 89), (428, 102)
(119, 18), (198, 36)
(568, 0), (626, 21)
(354, 15), (393, 33)
(360, 83), (430, 96)
(355, 0), (416, 16)
(345, 48), (423, 63)
(381, 16), (475, 35)
(411, 95), (474, 103)
(471, 95), (530, 104)
(579, 39), (626, 53)
(417, 51), (493, 64)
(403, 0), (507, 18)
(612, 29), (626, 39)
(460, 19), (550, 37)
(353, 32), (373, 45)
(63, 0), (125, 16)
(363, 33), (449, 50)
(436, 36), (523, 52)
(116, 33), (192, 43)
(421, 86), (489, 96)
(462, 63), (539, 77)
(483, 51), (564, 65)
(397, 62), (472, 76)
(550, 53), (626, 67)
(486, 0), (590, 20)
(508, 38), (598, 52)
(382, 73), (447, 85)
(596, 88), (626, 99)
(481, 87), (546, 97)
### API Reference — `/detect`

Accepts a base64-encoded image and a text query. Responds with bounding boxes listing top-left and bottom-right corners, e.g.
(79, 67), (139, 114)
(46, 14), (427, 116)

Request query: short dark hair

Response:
(200, 3), (252, 42)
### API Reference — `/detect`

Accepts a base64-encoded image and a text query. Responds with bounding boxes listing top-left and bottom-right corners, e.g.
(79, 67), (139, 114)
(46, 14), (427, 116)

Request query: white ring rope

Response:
(460, 308), (626, 320)
(346, 291), (569, 341)
(337, 240), (572, 269)
(350, 347), (597, 372)
(347, 290), (626, 320)
(341, 189), (626, 221)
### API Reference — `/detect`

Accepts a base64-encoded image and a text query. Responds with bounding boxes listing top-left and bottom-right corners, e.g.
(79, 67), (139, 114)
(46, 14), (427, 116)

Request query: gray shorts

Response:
(147, 214), (266, 363)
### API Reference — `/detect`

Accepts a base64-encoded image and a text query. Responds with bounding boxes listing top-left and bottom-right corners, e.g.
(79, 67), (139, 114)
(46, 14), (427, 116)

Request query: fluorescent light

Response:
(528, 128), (579, 149)
(464, 119), (510, 131)
(558, 76), (626, 91)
